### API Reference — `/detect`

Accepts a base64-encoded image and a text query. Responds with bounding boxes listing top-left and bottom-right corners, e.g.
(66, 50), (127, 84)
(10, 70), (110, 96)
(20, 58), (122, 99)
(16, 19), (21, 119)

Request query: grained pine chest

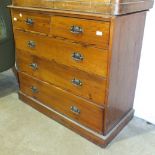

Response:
(9, 0), (153, 147)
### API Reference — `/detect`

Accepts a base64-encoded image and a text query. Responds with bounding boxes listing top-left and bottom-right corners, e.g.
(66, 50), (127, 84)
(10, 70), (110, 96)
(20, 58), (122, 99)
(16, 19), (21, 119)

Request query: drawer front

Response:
(17, 51), (106, 105)
(19, 72), (104, 133)
(51, 16), (110, 49)
(14, 30), (108, 77)
(11, 10), (51, 34)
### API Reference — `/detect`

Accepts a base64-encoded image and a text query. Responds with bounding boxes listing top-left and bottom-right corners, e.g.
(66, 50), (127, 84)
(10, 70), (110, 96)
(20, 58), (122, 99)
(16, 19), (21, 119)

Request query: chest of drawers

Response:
(9, 1), (153, 147)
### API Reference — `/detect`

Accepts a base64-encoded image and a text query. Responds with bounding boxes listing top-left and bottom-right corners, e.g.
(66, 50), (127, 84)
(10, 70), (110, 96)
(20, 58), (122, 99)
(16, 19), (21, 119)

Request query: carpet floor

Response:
(0, 70), (155, 155)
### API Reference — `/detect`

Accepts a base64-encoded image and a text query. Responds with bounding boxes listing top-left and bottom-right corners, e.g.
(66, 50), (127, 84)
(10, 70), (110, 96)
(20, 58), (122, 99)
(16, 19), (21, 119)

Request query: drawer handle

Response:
(71, 78), (82, 86)
(28, 40), (36, 48)
(70, 106), (80, 115)
(72, 52), (84, 61)
(25, 18), (34, 25)
(31, 86), (38, 93)
(29, 63), (38, 70)
(70, 25), (83, 34)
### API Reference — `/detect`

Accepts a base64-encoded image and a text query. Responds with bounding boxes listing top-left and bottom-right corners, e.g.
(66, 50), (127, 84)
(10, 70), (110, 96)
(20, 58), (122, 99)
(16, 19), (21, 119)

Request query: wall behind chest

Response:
(134, 7), (155, 124)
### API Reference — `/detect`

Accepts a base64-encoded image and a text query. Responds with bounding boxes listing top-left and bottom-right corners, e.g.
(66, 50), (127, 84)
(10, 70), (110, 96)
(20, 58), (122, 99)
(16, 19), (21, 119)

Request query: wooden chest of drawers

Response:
(9, 1), (153, 147)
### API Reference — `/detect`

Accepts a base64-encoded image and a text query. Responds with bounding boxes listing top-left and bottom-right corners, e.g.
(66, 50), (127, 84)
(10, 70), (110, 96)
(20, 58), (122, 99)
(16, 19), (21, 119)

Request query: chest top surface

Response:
(12, 0), (154, 15)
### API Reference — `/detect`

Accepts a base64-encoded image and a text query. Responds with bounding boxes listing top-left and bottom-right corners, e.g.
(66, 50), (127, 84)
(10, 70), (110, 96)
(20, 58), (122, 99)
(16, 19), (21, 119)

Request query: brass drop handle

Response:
(25, 18), (34, 25)
(70, 25), (83, 34)
(70, 106), (80, 115)
(31, 86), (38, 93)
(71, 78), (82, 86)
(72, 52), (84, 61)
(28, 40), (36, 48)
(29, 63), (38, 70)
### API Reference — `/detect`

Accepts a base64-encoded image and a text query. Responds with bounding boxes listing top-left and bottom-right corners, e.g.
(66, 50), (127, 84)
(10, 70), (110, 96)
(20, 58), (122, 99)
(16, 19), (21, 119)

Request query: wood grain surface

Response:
(14, 30), (108, 77)
(51, 16), (110, 49)
(12, 10), (51, 34)
(12, 0), (154, 15)
(104, 12), (147, 134)
(19, 72), (104, 133)
(16, 50), (107, 105)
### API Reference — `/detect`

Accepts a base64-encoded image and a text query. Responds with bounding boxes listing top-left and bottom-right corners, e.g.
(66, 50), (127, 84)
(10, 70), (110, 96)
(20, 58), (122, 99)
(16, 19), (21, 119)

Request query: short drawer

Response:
(11, 10), (51, 34)
(19, 72), (104, 133)
(14, 30), (108, 77)
(51, 16), (110, 49)
(17, 51), (106, 106)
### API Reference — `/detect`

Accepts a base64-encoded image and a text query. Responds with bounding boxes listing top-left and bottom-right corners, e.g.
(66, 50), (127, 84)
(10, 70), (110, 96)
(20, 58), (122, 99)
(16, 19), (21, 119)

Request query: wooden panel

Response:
(19, 72), (104, 133)
(12, 0), (154, 15)
(16, 51), (107, 105)
(9, 6), (112, 21)
(12, 0), (54, 10)
(11, 10), (51, 34)
(51, 16), (110, 49)
(111, 0), (154, 15)
(104, 12), (147, 134)
(14, 30), (108, 77)
(53, 0), (112, 14)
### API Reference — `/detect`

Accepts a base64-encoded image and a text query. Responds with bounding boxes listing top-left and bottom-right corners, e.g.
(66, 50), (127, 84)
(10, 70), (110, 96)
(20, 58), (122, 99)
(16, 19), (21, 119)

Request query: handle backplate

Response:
(72, 52), (84, 61)
(70, 106), (80, 115)
(31, 86), (38, 93)
(70, 25), (83, 34)
(29, 63), (38, 70)
(71, 78), (83, 86)
(28, 40), (36, 49)
(25, 18), (34, 25)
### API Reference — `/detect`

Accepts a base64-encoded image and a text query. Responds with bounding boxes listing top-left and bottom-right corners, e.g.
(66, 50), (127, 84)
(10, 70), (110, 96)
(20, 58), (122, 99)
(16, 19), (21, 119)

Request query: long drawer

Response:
(19, 72), (104, 133)
(16, 51), (106, 105)
(14, 30), (108, 77)
(51, 16), (110, 49)
(12, 10), (51, 34)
